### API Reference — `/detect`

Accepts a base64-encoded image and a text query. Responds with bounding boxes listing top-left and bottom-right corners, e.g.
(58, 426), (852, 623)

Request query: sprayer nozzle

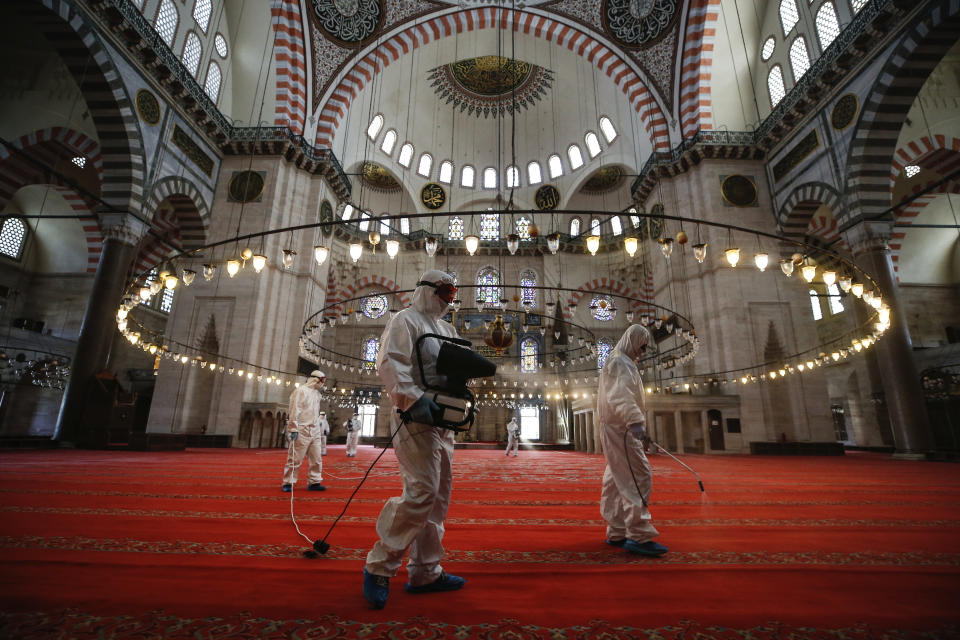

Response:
(698, 480), (705, 492)
(313, 539), (330, 554)
(303, 550), (318, 559)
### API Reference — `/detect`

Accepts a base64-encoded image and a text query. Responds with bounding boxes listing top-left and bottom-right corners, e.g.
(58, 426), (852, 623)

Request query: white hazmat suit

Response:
(364, 270), (461, 590)
(282, 371), (326, 489)
(505, 417), (520, 456)
(344, 414), (360, 456)
(596, 325), (660, 545)
(318, 413), (330, 455)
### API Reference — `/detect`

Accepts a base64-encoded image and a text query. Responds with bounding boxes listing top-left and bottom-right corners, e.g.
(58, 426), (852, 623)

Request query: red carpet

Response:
(0, 446), (958, 638)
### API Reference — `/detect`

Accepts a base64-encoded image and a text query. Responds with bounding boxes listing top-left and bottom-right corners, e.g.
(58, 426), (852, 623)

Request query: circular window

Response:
(761, 37), (776, 61)
(361, 294), (388, 319)
(214, 33), (228, 57)
(590, 295), (616, 321)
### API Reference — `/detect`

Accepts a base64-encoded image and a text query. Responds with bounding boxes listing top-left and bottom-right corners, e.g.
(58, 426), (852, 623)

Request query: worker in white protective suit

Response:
(344, 412), (360, 456)
(281, 370), (327, 492)
(318, 411), (330, 455)
(505, 417), (520, 457)
(596, 325), (668, 557)
(362, 269), (465, 609)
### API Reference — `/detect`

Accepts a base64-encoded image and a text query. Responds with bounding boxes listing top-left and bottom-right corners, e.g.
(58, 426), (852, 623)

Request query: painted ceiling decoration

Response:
(581, 166), (625, 194)
(427, 56), (554, 118)
(309, 0), (383, 44)
(360, 162), (401, 192)
(603, 0), (680, 47)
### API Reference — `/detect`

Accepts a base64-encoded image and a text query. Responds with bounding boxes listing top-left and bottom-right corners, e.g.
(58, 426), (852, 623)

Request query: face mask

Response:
(418, 280), (458, 304)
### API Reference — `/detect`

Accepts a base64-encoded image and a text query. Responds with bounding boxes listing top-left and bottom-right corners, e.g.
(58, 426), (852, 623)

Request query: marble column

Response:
(674, 410), (684, 454)
(586, 412), (595, 453)
(846, 221), (931, 457)
(55, 214), (147, 443)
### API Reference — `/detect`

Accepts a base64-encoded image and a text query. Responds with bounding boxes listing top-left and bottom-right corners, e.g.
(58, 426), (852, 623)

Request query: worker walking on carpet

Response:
(281, 370), (327, 492)
(505, 416), (520, 457)
(344, 412), (360, 457)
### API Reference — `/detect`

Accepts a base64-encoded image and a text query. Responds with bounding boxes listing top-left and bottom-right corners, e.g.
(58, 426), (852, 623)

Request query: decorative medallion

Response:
(320, 200), (334, 237)
(640, 204), (664, 240)
(720, 175), (758, 207)
(420, 183), (446, 210)
(135, 89), (161, 125)
(171, 125), (213, 177)
(603, 0), (679, 47)
(361, 162), (401, 192)
(427, 56), (554, 118)
(773, 130), (820, 182)
(535, 185), (561, 211)
(831, 94), (859, 131)
(227, 171), (266, 203)
(310, 0), (382, 45)
(582, 166), (624, 194)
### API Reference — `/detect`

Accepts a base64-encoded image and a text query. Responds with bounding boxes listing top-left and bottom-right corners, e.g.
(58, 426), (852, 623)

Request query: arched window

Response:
(548, 154), (563, 178)
(590, 218), (601, 235)
(477, 267), (502, 306)
(599, 116), (617, 142)
(905, 165), (920, 178)
(628, 208), (641, 228)
(159, 288), (174, 313)
(520, 269), (537, 307)
(398, 143), (414, 168)
(761, 36), (776, 61)
(358, 211), (370, 231)
(461, 165), (475, 188)
(567, 144), (584, 169)
(400, 217), (410, 234)
(516, 216), (531, 240)
(204, 61), (221, 102)
(520, 337), (538, 373)
(341, 204), (354, 221)
(361, 294), (388, 319)
(527, 161), (542, 185)
(483, 167), (498, 189)
(0, 217), (27, 260)
(789, 36), (811, 81)
(610, 216), (622, 236)
(448, 216), (464, 240)
(182, 31), (202, 76)
(439, 160), (454, 184)
(380, 220), (390, 236)
(809, 289), (823, 320)
(154, 0), (179, 46)
(585, 132), (601, 157)
(362, 337), (380, 369)
(827, 283), (844, 315)
(850, 0), (868, 13)
(569, 217), (581, 236)
(591, 294), (616, 321)
(815, 2), (840, 51)
(480, 212), (499, 240)
(506, 165), (520, 188)
(780, 0), (799, 36)
(380, 130), (397, 155)
(417, 153), (432, 177)
(366, 115), (384, 140)
(768, 65), (786, 106)
(597, 338), (614, 368)
(193, 0), (211, 32)
(214, 33), (228, 57)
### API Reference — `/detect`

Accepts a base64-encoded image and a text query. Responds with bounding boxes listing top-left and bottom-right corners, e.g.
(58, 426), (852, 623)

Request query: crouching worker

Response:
(281, 370), (326, 492)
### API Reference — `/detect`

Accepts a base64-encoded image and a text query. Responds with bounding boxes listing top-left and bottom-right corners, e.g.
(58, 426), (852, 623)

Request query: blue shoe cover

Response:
(624, 539), (668, 556)
(405, 572), (466, 594)
(605, 538), (626, 547)
(307, 483), (326, 491)
(363, 568), (389, 609)
(281, 484), (292, 492)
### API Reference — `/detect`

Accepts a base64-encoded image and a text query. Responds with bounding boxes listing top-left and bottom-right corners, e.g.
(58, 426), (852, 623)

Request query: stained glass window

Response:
(361, 294), (388, 319)
(570, 217), (581, 236)
(480, 212), (499, 240)
(516, 216), (531, 240)
(597, 338), (614, 368)
(154, 0), (179, 46)
(591, 294), (616, 321)
(599, 117), (617, 142)
(520, 269), (537, 307)
(521, 338), (538, 373)
(448, 216), (464, 240)
(362, 337), (380, 369)
(0, 217), (27, 260)
(477, 267), (501, 306)
(205, 61), (221, 102)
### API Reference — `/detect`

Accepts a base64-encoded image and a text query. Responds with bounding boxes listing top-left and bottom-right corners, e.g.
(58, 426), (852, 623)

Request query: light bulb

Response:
(202, 264), (216, 281)
(369, 230), (381, 246)
(754, 252), (768, 271)
(240, 247), (253, 261)
(780, 259), (794, 277)
(386, 239), (399, 258)
(801, 264), (817, 282)
(425, 236), (439, 256)
(725, 247), (740, 267)
(586, 235), (600, 255)
(506, 233), (520, 255)
(181, 269), (196, 286)
(164, 274), (178, 290)
(547, 232), (560, 254)
(660, 237), (674, 258)
(838, 276), (852, 292)
(313, 245), (329, 265)
(624, 236), (638, 257)
(349, 243), (363, 263)
(149, 279), (162, 295)
(878, 307), (890, 323)
(693, 243), (707, 263)
(282, 249), (296, 269)
(465, 235), (479, 255)
(139, 286), (151, 301)
(823, 270), (836, 286)
(870, 294), (882, 309)
(851, 282), (864, 298)
(252, 254), (267, 273)
(226, 259), (241, 277)
(116, 308), (128, 320)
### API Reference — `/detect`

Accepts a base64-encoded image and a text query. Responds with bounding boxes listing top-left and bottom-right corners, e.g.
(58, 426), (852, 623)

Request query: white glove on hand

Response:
(628, 422), (646, 440)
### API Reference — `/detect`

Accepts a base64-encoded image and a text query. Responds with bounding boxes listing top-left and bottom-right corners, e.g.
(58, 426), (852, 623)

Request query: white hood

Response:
(411, 269), (455, 319)
(612, 324), (651, 361)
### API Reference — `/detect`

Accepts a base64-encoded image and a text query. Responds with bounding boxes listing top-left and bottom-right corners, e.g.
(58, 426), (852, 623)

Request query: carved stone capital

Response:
(99, 213), (149, 247)
(843, 220), (893, 256)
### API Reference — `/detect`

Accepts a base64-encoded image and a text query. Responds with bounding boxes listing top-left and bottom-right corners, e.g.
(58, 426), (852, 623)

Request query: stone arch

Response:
(314, 8), (670, 152)
(889, 135), (960, 195)
(331, 275), (412, 315)
(563, 277), (652, 320)
(271, 0), (308, 133)
(15, 0), (146, 217)
(777, 182), (846, 245)
(144, 176), (211, 250)
(843, 0), (960, 224)
(678, 0), (723, 137)
(44, 185), (103, 274)
(889, 193), (938, 277)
